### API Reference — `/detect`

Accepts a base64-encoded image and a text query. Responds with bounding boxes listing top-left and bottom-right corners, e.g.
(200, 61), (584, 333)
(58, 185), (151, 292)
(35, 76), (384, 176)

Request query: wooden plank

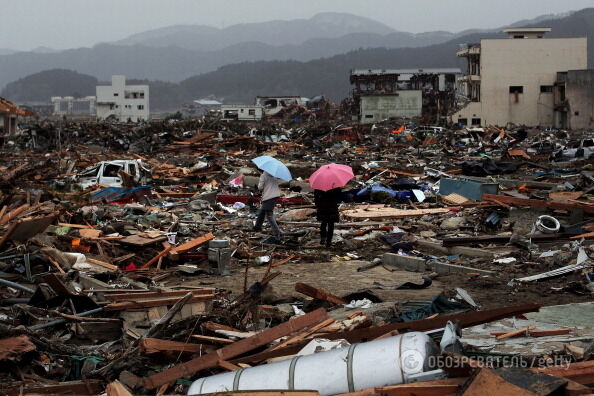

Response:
(496, 326), (536, 340)
(535, 361), (594, 385)
(143, 308), (329, 389)
(105, 289), (214, 301)
(270, 318), (335, 351)
(483, 194), (594, 214)
(139, 338), (209, 355)
(191, 334), (235, 344)
(570, 231), (594, 240)
(106, 380), (133, 396)
(0, 204), (29, 225)
(529, 328), (572, 337)
(5, 380), (103, 396)
(172, 232), (215, 253)
(86, 257), (118, 271)
(218, 360), (242, 371)
(58, 222), (94, 229)
(140, 245), (173, 269)
(295, 282), (347, 305)
(119, 234), (167, 246)
(343, 207), (451, 220)
(105, 295), (214, 311)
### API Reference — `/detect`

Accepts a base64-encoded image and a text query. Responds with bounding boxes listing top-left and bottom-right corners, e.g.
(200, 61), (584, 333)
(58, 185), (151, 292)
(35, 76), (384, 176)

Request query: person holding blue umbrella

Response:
(251, 156), (292, 241)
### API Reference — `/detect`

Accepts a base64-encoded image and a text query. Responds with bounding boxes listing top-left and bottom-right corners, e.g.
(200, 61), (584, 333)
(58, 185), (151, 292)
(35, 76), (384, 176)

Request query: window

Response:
(575, 111), (580, 116)
(540, 85), (553, 93)
(513, 35), (525, 39)
(103, 164), (122, 177)
(471, 118), (481, 125)
(509, 86), (523, 94)
(79, 165), (100, 178)
(114, 93), (119, 96)
(137, 105), (144, 110)
(458, 118), (467, 126)
(583, 140), (594, 147)
(240, 109), (244, 113)
(128, 163), (136, 176)
(365, 114), (373, 119)
(248, 109), (256, 116)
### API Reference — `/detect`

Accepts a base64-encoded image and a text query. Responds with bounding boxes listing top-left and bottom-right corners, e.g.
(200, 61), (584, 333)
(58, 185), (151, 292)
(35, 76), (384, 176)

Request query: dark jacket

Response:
(314, 188), (340, 222)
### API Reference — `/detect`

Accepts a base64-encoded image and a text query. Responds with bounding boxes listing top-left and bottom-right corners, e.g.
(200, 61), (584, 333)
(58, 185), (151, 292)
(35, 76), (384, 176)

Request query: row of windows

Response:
(509, 85), (553, 94)
(109, 104), (145, 110)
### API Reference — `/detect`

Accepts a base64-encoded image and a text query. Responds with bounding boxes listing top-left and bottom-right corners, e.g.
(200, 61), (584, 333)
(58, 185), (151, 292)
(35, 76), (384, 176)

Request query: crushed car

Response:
(72, 159), (151, 189)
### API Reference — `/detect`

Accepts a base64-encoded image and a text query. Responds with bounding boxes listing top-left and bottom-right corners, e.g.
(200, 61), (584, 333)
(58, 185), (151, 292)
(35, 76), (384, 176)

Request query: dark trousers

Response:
(254, 198), (282, 238)
(320, 221), (335, 246)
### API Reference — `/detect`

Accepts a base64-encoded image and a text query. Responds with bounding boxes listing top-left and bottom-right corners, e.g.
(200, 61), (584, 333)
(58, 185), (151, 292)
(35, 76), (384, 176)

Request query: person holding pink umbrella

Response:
(309, 164), (354, 247)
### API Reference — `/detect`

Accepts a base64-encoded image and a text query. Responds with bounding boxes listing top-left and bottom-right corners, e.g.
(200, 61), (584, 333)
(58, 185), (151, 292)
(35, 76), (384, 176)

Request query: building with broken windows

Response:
(96, 75), (149, 122)
(51, 96), (96, 117)
(554, 69), (594, 130)
(221, 104), (264, 121)
(0, 97), (35, 135)
(348, 68), (461, 124)
(452, 28), (587, 127)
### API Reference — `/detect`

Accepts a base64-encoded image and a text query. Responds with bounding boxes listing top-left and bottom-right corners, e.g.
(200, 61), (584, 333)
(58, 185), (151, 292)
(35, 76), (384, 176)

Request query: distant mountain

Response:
(1, 10), (584, 91)
(1, 69), (98, 103)
(2, 8), (593, 111)
(0, 48), (17, 55)
(115, 12), (396, 50)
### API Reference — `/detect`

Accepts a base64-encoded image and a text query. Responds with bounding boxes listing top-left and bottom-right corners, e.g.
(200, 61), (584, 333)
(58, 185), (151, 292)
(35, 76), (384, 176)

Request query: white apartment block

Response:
(52, 96), (96, 116)
(453, 28), (587, 127)
(96, 75), (149, 122)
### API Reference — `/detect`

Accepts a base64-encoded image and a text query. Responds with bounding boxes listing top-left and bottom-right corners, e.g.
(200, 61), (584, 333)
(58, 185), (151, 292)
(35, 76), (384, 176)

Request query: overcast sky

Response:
(2, 0), (592, 50)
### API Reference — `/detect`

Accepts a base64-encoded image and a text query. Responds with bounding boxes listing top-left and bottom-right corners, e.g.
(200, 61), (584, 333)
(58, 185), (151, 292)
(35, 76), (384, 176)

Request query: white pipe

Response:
(188, 332), (437, 396)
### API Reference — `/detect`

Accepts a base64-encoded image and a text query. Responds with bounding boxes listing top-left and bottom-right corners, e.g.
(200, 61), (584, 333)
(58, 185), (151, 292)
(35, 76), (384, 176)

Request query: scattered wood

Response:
(0, 336), (36, 360)
(143, 308), (329, 389)
(295, 282), (347, 305)
(191, 334), (236, 344)
(495, 326), (536, 340)
(86, 257), (119, 271)
(171, 232), (215, 254)
(139, 338), (210, 355)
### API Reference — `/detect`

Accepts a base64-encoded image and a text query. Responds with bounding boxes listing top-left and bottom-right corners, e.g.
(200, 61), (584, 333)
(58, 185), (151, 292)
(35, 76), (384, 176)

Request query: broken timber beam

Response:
(231, 304), (541, 365)
(142, 307), (329, 389)
(139, 338), (211, 355)
(483, 194), (594, 214)
(295, 282), (347, 305)
(171, 232), (215, 254)
(321, 303), (540, 343)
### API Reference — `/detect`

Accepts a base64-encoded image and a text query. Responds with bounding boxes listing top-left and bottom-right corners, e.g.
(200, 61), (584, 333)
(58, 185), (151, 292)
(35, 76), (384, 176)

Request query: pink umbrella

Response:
(309, 163), (354, 191)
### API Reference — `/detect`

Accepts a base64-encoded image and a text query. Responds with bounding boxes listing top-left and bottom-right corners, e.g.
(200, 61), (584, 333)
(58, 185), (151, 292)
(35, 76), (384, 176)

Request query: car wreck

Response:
(72, 159), (151, 189)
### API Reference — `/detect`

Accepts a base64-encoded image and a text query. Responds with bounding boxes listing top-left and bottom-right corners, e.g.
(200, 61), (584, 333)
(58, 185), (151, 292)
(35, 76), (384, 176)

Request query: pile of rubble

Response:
(1, 118), (594, 395)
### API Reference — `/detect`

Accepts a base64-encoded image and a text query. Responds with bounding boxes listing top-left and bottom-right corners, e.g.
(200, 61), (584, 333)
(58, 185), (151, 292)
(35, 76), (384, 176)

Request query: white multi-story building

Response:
(453, 28), (587, 127)
(51, 96), (96, 116)
(96, 75), (149, 122)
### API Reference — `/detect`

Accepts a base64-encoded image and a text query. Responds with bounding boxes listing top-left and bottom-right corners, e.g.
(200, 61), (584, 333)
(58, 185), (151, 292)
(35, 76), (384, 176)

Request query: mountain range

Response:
(2, 8), (593, 111)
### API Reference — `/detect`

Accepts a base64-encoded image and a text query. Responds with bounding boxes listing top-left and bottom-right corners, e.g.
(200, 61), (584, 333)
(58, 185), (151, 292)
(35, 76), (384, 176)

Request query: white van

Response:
(73, 160), (151, 189)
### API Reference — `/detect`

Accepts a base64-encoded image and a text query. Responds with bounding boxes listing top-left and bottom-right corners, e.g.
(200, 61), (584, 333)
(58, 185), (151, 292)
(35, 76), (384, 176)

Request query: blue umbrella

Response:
(252, 156), (292, 181)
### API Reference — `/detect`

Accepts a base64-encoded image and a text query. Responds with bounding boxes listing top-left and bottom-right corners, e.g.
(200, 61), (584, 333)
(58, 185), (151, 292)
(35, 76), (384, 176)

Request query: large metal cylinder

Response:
(188, 332), (437, 396)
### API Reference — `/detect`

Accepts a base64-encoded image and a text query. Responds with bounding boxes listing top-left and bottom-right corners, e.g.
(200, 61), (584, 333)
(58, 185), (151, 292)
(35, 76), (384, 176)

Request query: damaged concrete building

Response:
(349, 68), (461, 124)
(51, 96), (97, 117)
(453, 28), (588, 128)
(96, 75), (149, 122)
(554, 69), (594, 130)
